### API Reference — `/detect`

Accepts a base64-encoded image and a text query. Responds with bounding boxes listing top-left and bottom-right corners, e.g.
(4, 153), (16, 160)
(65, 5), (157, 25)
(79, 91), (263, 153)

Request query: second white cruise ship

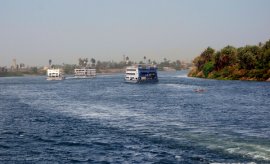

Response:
(74, 68), (96, 78)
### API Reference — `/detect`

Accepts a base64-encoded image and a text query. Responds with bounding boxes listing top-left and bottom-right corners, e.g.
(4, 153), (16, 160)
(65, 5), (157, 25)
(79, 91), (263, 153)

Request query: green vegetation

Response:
(188, 39), (270, 81)
(0, 66), (46, 77)
(0, 72), (24, 77)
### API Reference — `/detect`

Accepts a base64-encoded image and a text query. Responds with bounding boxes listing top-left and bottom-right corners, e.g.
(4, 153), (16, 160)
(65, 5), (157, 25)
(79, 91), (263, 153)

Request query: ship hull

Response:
(125, 79), (158, 84)
(47, 77), (65, 81)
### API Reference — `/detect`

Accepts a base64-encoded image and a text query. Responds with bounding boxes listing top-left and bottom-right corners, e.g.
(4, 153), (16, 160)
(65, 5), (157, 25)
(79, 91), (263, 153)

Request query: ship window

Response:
(126, 73), (135, 75)
(127, 69), (136, 71)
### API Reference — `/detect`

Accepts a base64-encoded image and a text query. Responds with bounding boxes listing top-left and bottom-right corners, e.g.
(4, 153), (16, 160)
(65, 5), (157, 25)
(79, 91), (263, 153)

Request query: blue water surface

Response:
(0, 71), (269, 163)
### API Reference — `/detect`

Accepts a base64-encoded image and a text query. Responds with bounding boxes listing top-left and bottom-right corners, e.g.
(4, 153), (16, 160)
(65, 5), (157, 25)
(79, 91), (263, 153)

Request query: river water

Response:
(0, 71), (269, 163)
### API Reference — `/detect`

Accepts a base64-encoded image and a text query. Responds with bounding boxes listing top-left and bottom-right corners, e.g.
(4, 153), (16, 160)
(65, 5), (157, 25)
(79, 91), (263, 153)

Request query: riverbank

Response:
(188, 67), (270, 81)
(97, 68), (125, 74)
(0, 68), (125, 77)
(188, 39), (270, 81)
(0, 72), (24, 77)
(0, 72), (46, 77)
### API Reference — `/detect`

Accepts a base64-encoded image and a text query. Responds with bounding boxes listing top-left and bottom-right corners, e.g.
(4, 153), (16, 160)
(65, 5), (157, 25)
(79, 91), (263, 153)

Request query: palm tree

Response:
(91, 58), (96, 67)
(125, 56), (129, 64)
(49, 59), (52, 68)
(143, 56), (146, 64)
(78, 58), (88, 68)
(163, 57), (167, 62)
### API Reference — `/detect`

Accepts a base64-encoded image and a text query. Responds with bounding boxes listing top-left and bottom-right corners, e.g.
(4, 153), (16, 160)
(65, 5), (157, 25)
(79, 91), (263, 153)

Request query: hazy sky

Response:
(1, 0), (270, 66)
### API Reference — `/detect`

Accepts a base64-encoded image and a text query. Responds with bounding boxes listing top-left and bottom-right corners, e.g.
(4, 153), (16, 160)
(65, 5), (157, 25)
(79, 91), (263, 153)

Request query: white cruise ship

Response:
(47, 69), (65, 80)
(125, 65), (158, 83)
(74, 68), (96, 78)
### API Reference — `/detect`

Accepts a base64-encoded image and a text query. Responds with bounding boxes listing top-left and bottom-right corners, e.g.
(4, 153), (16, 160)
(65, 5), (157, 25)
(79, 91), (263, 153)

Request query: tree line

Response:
(1, 56), (191, 76)
(57, 57), (190, 74)
(188, 39), (270, 81)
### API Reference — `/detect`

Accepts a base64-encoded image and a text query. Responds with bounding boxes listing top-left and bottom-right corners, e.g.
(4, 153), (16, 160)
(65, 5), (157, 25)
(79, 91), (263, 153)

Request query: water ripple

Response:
(0, 71), (269, 163)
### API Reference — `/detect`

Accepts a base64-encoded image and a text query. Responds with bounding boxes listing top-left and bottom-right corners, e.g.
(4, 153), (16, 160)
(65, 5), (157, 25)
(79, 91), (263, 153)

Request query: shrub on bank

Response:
(189, 39), (270, 81)
(203, 61), (214, 77)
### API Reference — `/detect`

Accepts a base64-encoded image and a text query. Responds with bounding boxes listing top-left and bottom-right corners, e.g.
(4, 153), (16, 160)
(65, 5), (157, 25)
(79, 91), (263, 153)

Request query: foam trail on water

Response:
(159, 83), (198, 89)
(3, 76), (270, 163)
(205, 138), (270, 161)
(175, 74), (188, 78)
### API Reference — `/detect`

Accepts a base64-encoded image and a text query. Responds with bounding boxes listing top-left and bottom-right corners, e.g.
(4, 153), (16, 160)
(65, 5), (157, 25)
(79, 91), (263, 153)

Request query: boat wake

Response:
(2, 75), (270, 163)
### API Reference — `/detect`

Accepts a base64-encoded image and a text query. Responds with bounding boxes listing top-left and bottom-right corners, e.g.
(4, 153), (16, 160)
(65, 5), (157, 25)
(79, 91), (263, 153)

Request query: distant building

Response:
(11, 59), (17, 70)
(43, 66), (49, 71)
